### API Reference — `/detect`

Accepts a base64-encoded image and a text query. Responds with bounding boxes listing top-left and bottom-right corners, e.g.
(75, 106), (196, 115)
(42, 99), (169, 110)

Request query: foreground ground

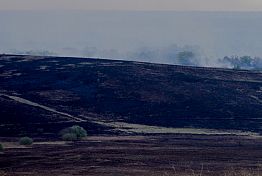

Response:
(1, 134), (262, 176)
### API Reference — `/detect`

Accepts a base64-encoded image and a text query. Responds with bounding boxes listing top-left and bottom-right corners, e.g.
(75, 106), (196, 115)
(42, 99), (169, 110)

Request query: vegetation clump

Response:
(60, 125), (87, 141)
(0, 144), (3, 152)
(62, 133), (78, 141)
(19, 137), (33, 145)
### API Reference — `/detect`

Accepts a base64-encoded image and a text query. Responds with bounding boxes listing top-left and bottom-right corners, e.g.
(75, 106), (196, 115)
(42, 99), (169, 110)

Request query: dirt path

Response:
(0, 93), (85, 122)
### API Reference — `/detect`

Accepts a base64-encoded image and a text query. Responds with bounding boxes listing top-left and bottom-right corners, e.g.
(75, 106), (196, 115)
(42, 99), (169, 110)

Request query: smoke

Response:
(8, 45), (262, 70)
(126, 45), (203, 65)
(9, 49), (57, 56)
(1, 11), (262, 70)
(58, 44), (206, 66)
(218, 56), (262, 70)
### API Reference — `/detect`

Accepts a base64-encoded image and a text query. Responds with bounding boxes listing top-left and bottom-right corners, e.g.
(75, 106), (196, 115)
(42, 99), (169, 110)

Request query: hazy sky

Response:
(0, 0), (262, 11)
(1, 1), (262, 66)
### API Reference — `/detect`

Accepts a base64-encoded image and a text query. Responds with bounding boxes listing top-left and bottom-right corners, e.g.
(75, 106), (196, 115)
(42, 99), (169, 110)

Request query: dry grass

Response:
(1, 166), (262, 176)
(0, 142), (28, 149)
(162, 165), (262, 176)
(223, 168), (261, 176)
(33, 141), (67, 145)
(0, 141), (68, 149)
(84, 117), (259, 136)
(0, 170), (8, 176)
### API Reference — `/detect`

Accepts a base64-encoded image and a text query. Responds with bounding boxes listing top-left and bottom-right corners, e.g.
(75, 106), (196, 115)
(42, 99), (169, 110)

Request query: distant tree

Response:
(253, 57), (262, 70)
(19, 137), (33, 146)
(221, 55), (262, 70)
(240, 56), (252, 65)
(60, 125), (87, 141)
(222, 56), (238, 69)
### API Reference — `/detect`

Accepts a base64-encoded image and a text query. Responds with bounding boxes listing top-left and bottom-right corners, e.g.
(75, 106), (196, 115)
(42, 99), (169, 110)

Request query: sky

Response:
(0, 0), (262, 11)
(1, 1), (262, 67)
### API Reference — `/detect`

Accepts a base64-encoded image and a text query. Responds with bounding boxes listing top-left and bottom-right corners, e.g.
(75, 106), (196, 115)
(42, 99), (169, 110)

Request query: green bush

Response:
(19, 137), (33, 145)
(60, 125), (87, 141)
(62, 133), (78, 141)
(0, 144), (3, 152)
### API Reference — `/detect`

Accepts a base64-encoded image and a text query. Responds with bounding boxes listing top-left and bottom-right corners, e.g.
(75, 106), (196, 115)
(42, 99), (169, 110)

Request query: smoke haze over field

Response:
(1, 11), (262, 68)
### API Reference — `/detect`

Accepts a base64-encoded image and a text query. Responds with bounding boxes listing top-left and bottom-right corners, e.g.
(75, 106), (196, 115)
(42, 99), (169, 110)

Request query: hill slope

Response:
(0, 54), (262, 136)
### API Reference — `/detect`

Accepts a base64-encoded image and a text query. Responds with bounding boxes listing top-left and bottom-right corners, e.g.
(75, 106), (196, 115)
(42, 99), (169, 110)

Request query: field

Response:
(1, 55), (262, 176)
(0, 55), (262, 137)
(1, 134), (262, 176)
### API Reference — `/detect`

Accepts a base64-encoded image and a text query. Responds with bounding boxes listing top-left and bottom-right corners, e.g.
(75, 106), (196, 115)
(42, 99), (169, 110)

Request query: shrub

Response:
(19, 137), (33, 145)
(60, 125), (87, 141)
(0, 144), (3, 152)
(62, 133), (78, 141)
(68, 125), (87, 138)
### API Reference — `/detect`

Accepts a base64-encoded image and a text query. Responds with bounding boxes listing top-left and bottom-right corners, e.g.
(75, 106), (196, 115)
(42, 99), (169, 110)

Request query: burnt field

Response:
(0, 54), (262, 136)
(1, 135), (262, 176)
(0, 54), (262, 175)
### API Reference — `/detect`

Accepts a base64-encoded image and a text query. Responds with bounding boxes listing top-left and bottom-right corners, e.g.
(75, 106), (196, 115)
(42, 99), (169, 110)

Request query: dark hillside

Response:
(0, 54), (262, 136)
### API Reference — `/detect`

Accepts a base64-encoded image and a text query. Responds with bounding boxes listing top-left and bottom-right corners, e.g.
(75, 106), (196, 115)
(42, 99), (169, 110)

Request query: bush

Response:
(62, 133), (78, 141)
(0, 144), (3, 152)
(19, 137), (33, 145)
(60, 125), (87, 141)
